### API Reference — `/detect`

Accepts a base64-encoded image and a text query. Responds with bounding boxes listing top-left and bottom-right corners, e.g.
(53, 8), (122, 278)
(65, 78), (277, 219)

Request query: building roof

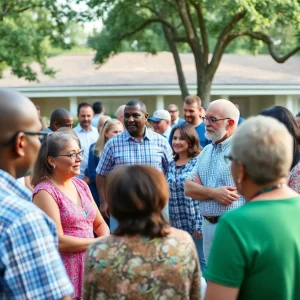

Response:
(0, 52), (299, 88)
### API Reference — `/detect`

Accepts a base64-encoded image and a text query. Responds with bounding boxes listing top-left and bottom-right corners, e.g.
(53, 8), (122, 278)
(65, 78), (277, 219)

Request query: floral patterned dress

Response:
(33, 178), (96, 299)
(83, 227), (201, 299)
(288, 161), (300, 193)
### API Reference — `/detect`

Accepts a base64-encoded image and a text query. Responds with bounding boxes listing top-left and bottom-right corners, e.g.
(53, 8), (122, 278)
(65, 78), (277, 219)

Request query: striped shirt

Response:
(0, 170), (73, 299)
(96, 127), (173, 175)
(187, 135), (245, 216)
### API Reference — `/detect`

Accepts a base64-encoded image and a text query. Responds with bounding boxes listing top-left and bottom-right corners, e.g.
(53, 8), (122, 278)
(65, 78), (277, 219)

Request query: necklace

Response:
(250, 183), (286, 200)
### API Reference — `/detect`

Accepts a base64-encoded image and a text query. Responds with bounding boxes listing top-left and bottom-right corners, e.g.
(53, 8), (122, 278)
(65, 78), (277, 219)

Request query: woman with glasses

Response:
(167, 124), (206, 272)
(31, 130), (110, 300)
(205, 116), (300, 300)
(87, 119), (123, 209)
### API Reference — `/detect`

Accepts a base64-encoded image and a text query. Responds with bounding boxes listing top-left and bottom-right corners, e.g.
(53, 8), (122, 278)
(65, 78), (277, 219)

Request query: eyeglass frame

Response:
(202, 116), (231, 124)
(56, 149), (84, 160)
(0, 131), (49, 147)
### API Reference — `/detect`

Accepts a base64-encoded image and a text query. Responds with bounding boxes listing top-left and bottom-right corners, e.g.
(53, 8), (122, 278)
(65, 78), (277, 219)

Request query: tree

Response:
(85, 0), (300, 104)
(0, 0), (75, 81)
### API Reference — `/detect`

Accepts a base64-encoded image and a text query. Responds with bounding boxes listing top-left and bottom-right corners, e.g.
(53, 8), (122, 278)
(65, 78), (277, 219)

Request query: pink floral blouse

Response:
(33, 178), (96, 299)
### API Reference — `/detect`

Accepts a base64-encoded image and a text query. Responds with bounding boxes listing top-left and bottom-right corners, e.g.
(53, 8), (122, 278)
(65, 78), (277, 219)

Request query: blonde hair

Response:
(93, 119), (123, 157)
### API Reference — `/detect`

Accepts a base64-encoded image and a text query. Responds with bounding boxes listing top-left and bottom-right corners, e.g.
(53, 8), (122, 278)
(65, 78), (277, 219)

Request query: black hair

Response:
(77, 102), (92, 115)
(260, 106), (300, 169)
(92, 102), (104, 114)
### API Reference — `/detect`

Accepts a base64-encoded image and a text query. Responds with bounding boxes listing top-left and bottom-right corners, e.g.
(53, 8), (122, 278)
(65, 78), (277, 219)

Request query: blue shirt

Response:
(87, 143), (100, 207)
(73, 124), (99, 179)
(0, 170), (73, 299)
(194, 122), (211, 148)
(167, 158), (202, 234)
(96, 127), (173, 176)
(187, 135), (245, 216)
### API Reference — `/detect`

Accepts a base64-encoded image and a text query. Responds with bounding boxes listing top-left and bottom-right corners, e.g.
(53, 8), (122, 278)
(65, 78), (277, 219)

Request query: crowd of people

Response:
(1, 88), (300, 300)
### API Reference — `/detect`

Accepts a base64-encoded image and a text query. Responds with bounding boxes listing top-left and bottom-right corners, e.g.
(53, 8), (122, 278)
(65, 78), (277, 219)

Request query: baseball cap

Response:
(148, 110), (171, 122)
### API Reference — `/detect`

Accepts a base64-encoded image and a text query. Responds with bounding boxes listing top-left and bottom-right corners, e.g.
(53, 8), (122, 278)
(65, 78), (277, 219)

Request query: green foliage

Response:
(82, 0), (300, 101)
(85, 0), (300, 60)
(0, 0), (76, 81)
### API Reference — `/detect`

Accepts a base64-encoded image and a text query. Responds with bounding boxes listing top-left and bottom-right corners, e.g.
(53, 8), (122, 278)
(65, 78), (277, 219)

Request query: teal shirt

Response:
(205, 197), (300, 300)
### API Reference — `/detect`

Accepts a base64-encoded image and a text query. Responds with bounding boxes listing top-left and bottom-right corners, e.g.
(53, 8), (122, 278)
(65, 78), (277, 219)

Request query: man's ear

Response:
(145, 113), (149, 120)
(53, 121), (59, 130)
(237, 161), (247, 183)
(14, 133), (26, 157)
(228, 119), (235, 128)
(198, 107), (203, 117)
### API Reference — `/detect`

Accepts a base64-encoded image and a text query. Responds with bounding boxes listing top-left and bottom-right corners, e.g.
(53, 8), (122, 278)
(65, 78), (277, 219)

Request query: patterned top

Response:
(288, 161), (300, 193)
(96, 127), (173, 176)
(33, 178), (96, 299)
(73, 124), (99, 179)
(83, 228), (201, 299)
(0, 170), (73, 299)
(187, 135), (245, 216)
(167, 158), (202, 234)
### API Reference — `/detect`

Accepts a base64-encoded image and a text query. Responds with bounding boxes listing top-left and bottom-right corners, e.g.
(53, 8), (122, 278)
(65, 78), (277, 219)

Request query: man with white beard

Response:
(185, 99), (245, 262)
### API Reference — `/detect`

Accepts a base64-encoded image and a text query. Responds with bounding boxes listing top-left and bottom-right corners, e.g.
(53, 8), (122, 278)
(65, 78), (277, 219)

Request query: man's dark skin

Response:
(0, 89), (71, 299)
(97, 103), (149, 218)
(49, 108), (73, 131)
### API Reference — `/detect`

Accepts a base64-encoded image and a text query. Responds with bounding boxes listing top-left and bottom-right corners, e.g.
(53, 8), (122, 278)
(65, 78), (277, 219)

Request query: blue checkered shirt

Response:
(0, 170), (73, 299)
(187, 135), (245, 216)
(96, 127), (173, 175)
(167, 158), (202, 234)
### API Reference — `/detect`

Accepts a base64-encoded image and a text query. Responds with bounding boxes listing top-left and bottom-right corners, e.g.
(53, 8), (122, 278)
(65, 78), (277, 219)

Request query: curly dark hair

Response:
(107, 165), (170, 239)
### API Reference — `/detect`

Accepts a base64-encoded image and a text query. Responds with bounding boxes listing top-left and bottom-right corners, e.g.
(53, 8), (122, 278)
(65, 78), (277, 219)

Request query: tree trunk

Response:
(198, 79), (212, 107)
(162, 26), (189, 99)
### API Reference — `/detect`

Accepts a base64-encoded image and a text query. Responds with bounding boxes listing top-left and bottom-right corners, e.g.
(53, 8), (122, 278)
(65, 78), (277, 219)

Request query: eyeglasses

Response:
(224, 155), (236, 163)
(0, 131), (48, 147)
(57, 150), (84, 160)
(202, 116), (231, 124)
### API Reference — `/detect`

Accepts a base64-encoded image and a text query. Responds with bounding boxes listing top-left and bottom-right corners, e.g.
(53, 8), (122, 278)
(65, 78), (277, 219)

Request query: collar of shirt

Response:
(162, 127), (172, 139)
(74, 124), (97, 133)
(124, 127), (152, 142)
(211, 134), (234, 152)
(0, 169), (32, 202)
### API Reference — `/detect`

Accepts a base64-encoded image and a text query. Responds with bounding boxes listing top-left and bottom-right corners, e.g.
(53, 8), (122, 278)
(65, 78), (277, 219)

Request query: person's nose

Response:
(128, 115), (134, 122)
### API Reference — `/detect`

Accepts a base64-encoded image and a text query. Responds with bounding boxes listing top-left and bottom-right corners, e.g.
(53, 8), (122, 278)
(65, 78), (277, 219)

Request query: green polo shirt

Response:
(205, 197), (300, 300)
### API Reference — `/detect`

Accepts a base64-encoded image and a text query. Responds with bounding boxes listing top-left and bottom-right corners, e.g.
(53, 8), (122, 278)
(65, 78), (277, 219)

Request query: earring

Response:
(53, 165), (56, 169)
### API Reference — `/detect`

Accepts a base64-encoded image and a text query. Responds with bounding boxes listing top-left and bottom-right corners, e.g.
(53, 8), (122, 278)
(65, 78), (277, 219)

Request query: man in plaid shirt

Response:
(96, 100), (173, 230)
(0, 89), (73, 299)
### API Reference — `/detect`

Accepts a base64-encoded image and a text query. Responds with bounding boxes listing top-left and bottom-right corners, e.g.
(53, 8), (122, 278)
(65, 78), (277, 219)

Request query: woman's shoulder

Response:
(33, 179), (52, 193)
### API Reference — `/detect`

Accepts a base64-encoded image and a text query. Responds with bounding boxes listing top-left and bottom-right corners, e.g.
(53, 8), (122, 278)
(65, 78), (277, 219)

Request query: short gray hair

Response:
(231, 116), (293, 185)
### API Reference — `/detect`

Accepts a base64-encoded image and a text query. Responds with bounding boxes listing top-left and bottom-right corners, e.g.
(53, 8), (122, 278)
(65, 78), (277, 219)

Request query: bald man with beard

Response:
(0, 89), (73, 299)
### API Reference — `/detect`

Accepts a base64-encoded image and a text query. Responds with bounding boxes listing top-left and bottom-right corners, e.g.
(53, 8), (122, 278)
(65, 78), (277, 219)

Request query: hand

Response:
(193, 231), (203, 239)
(100, 202), (109, 219)
(213, 186), (238, 206)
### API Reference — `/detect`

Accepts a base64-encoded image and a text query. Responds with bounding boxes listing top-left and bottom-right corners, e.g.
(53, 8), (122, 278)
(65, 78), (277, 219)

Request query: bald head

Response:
(0, 89), (40, 143)
(0, 89), (42, 178)
(49, 108), (73, 131)
(115, 105), (126, 124)
(207, 99), (240, 129)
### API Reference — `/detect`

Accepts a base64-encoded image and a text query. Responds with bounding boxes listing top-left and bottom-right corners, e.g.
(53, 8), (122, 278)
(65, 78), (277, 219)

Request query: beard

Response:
(205, 127), (227, 142)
